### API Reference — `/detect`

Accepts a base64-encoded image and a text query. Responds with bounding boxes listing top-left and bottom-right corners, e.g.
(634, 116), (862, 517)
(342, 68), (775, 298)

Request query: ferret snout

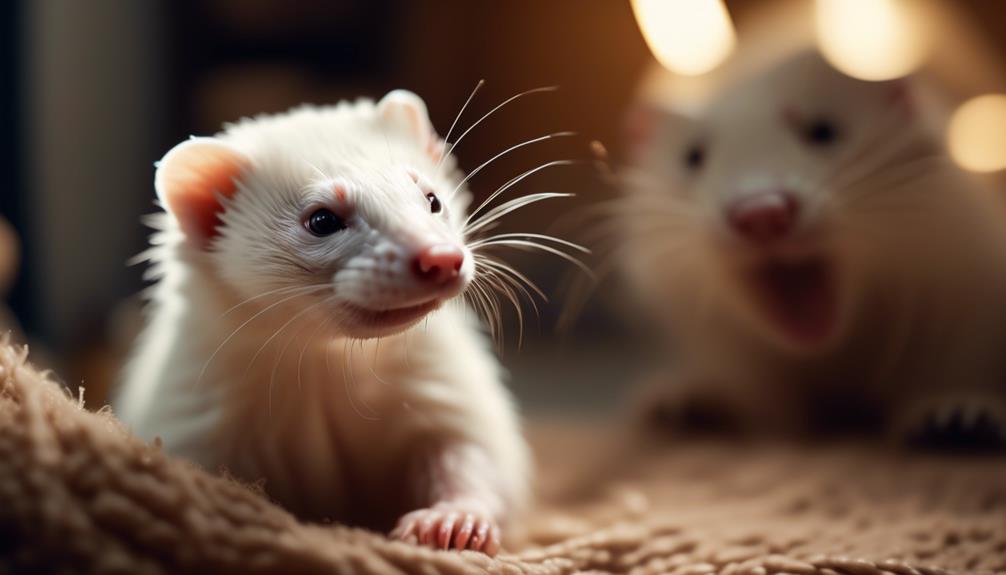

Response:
(412, 244), (465, 284)
(726, 190), (800, 245)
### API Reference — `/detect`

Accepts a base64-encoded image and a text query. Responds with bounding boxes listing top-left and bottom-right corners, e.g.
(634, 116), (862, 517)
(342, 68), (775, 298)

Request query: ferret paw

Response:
(390, 501), (501, 556)
(901, 395), (1006, 452)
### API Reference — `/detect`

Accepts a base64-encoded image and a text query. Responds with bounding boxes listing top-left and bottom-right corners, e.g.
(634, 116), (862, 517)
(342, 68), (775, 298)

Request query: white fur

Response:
(116, 96), (530, 525)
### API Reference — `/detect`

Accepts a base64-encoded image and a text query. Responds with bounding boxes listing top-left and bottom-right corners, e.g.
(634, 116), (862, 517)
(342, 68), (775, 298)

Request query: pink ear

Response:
(378, 90), (441, 161)
(155, 137), (249, 248)
(622, 103), (662, 163)
(887, 79), (916, 118)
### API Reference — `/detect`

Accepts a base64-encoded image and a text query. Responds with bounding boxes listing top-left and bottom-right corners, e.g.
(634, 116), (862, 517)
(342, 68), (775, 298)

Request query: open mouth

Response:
(746, 256), (838, 346)
(344, 299), (443, 330)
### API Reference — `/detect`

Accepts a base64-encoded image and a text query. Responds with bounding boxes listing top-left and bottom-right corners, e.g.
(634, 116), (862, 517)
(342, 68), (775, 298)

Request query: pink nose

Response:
(727, 191), (800, 244)
(413, 244), (465, 284)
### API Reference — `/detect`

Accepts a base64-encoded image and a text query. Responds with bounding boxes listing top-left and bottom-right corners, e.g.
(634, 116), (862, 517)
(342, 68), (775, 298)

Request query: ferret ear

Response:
(155, 137), (250, 248)
(886, 78), (917, 117)
(622, 102), (674, 164)
(378, 90), (443, 161)
(622, 101), (697, 165)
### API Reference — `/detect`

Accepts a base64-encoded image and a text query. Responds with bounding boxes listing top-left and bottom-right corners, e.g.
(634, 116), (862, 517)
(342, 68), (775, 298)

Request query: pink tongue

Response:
(754, 259), (836, 343)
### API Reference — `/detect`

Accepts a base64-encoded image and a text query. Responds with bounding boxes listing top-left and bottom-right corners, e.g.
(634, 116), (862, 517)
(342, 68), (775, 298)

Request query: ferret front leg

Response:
(390, 442), (505, 555)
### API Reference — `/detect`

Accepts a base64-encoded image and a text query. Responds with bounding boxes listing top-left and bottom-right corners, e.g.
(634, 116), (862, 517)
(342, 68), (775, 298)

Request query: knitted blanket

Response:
(1, 339), (1004, 574)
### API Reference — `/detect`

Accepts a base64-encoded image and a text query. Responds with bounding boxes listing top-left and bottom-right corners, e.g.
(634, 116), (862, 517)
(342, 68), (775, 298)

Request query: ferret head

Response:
(156, 90), (475, 338)
(623, 51), (942, 353)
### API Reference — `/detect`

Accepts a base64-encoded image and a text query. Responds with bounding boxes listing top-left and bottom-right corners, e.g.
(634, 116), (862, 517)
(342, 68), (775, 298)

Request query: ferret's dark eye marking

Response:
(426, 193), (442, 214)
(683, 144), (705, 171)
(306, 208), (346, 236)
(804, 118), (840, 146)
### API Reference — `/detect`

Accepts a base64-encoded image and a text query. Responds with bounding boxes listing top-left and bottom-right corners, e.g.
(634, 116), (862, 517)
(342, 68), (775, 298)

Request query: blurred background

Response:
(2, 0), (1006, 416)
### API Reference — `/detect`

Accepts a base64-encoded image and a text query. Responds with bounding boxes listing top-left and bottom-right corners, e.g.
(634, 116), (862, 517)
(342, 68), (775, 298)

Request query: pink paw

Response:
(390, 502), (501, 556)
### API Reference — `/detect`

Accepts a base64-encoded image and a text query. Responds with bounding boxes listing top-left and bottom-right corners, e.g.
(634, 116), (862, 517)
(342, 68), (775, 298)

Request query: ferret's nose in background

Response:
(727, 191), (800, 244)
(413, 244), (464, 284)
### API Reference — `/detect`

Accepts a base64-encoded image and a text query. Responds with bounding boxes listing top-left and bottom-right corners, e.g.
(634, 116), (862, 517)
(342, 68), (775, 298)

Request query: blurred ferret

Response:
(115, 89), (577, 554)
(618, 50), (1006, 448)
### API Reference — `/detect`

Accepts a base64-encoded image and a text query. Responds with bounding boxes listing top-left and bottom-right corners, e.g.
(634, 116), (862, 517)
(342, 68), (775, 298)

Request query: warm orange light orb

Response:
(630, 0), (736, 76)
(948, 94), (1006, 173)
(815, 0), (929, 81)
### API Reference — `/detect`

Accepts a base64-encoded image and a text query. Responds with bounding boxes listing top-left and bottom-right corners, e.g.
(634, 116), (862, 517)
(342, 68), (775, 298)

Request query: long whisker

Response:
(437, 80), (485, 164)
(468, 278), (502, 344)
(440, 85), (559, 173)
(475, 255), (547, 301)
(464, 160), (579, 227)
(331, 338), (379, 422)
(347, 338), (380, 419)
(481, 269), (526, 348)
(297, 315), (331, 393)
(813, 100), (926, 195)
(470, 232), (590, 254)
(475, 277), (503, 343)
(268, 320), (313, 414)
(482, 266), (541, 321)
(478, 257), (543, 310)
(244, 295), (335, 383)
(268, 296), (336, 416)
(473, 239), (595, 279)
(466, 192), (573, 236)
(218, 284), (329, 320)
(197, 286), (330, 386)
(451, 131), (577, 198)
(834, 155), (949, 207)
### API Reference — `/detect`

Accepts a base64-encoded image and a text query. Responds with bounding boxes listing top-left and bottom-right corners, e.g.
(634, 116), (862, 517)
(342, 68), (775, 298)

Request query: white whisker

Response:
(436, 80), (485, 168)
(482, 269), (526, 348)
(219, 284), (329, 320)
(440, 85), (559, 173)
(466, 192), (573, 236)
(473, 239), (595, 280)
(197, 286), (329, 387)
(471, 232), (590, 254)
(476, 255), (547, 302)
(244, 296), (334, 383)
(451, 131), (577, 198)
(464, 160), (579, 227)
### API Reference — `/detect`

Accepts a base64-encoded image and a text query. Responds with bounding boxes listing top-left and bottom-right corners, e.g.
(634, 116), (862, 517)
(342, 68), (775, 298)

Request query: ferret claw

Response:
(391, 503), (501, 556)
(905, 398), (1006, 452)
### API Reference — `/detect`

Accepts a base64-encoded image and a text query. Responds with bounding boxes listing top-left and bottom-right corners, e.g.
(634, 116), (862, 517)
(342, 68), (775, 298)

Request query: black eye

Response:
(306, 208), (346, 236)
(683, 144), (705, 171)
(804, 118), (840, 146)
(426, 193), (442, 214)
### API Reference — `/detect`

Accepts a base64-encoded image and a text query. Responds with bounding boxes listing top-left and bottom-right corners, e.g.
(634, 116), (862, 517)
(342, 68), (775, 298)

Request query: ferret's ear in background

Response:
(378, 90), (444, 163)
(622, 103), (662, 163)
(885, 78), (917, 118)
(155, 138), (250, 248)
(621, 101), (698, 166)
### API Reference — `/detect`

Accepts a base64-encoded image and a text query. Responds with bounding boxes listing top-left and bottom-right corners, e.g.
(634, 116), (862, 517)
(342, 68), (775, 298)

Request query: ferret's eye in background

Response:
(683, 143), (706, 172)
(306, 208), (346, 236)
(426, 193), (443, 214)
(803, 118), (841, 147)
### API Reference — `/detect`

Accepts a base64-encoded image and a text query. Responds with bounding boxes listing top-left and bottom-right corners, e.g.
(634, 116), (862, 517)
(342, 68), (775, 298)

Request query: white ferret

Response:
(115, 90), (567, 554)
(620, 50), (1006, 448)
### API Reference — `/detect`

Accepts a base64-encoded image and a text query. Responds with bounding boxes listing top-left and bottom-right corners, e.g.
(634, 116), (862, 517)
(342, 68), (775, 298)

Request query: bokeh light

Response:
(815, 0), (929, 81)
(630, 0), (736, 76)
(948, 94), (1006, 173)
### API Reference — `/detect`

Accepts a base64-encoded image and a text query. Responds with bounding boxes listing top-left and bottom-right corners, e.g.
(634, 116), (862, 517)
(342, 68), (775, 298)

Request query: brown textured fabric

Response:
(1, 339), (1004, 575)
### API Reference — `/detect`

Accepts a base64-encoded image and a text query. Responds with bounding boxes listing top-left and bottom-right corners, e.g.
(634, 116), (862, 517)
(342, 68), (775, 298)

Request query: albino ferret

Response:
(115, 90), (568, 554)
(620, 51), (1006, 448)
